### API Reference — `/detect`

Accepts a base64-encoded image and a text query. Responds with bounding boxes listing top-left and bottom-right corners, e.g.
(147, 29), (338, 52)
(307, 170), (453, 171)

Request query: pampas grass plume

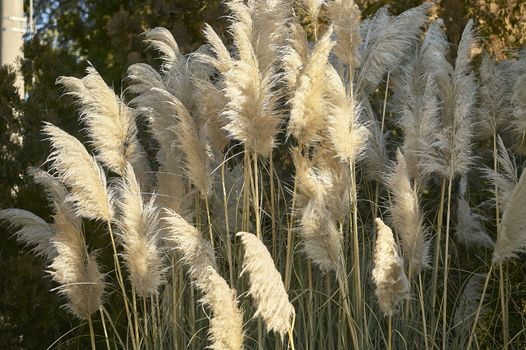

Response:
(372, 218), (410, 316)
(237, 231), (295, 336)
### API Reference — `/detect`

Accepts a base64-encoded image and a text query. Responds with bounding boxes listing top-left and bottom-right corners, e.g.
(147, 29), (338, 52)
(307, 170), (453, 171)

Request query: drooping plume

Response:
(492, 167), (526, 263)
(237, 231), (295, 336)
(482, 135), (519, 212)
(57, 67), (151, 186)
(358, 3), (431, 93)
(385, 150), (429, 273)
(0, 209), (54, 259)
(292, 149), (344, 272)
(43, 123), (114, 221)
(163, 209), (244, 350)
(116, 164), (165, 297)
(372, 218), (410, 316)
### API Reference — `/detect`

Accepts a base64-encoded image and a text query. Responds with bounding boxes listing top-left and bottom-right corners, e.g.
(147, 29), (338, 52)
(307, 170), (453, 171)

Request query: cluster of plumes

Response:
(57, 67), (151, 188)
(292, 148), (345, 272)
(116, 164), (165, 297)
(372, 218), (410, 316)
(237, 232), (294, 336)
(385, 150), (429, 274)
(219, 0), (290, 157)
(0, 168), (104, 320)
(163, 209), (244, 350)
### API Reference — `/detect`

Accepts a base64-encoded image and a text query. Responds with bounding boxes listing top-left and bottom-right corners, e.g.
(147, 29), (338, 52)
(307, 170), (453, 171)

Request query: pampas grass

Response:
(163, 209), (244, 350)
(116, 163), (165, 297)
(372, 218), (410, 316)
(6, 2), (526, 349)
(43, 123), (114, 221)
(385, 150), (429, 274)
(237, 231), (295, 337)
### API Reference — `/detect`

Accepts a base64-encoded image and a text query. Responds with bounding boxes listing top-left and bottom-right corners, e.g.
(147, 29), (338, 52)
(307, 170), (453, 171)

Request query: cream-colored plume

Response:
(493, 167), (526, 263)
(237, 231), (295, 336)
(43, 123), (113, 221)
(116, 164), (165, 297)
(287, 27), (334, 146)
(57, 67), (151, 187)
(0, 209), (54, 260)
(163, 209), (244, 350)
(372, 218), (410, 316)
(326, 0), (361, 68)
(326, 65), (369, 164)
(385, 150), (429, 273)
(358, 3), (431, 93)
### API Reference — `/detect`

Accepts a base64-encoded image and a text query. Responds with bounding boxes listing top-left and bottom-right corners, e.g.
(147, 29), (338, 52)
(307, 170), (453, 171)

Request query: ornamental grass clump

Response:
(3, 1), (526, 349)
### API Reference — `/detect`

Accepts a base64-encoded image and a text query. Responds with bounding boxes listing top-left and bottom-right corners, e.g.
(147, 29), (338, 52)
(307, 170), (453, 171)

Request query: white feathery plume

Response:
(482, 135), (519, 211)
(282, 22), (309, 90)
(372, 218), (410, 316)
(222, 41), (281, 157)
(326, 0), (361, 68)
(385, 150), (430, 273)
(292, 150), (344, 272)
(198, 23), (233, 73)
(299, 199), (343, 272)
(392, 20), (445, 182)
(27, 167), (68, 206)
(49, 225), (105, 320)
(455, 177), (494, 249)
(163, 90), (212, 198)
(362, 116), (389, 183)
(57, 68), (151, 185)
(424, 20), (477, 179)
(126, 63), (166, 96)
(287, 27), (335, 146)
(325, 65), (369, 164)
(303, 0), (325, 24)
(43, 123), (114, 221)
(477, 54), (515, 139)
(237, 231), (294, 337)
(116, 163), (165, 297)
(492, 166), (526, 263)
(358, 3), (431, 93)
(143, 27), (180, 70)
(0, 209), (54, 259)
(163, 209), (244, 350)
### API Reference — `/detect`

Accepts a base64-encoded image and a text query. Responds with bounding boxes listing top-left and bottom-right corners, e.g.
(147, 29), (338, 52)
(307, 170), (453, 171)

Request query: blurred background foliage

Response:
(0, 0), (524, 348)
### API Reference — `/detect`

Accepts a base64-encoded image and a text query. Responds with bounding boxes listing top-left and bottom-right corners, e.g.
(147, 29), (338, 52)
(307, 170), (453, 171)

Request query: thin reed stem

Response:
(107, 221), (136, 349)
(418, 272), (429, 350)
(388, 315), (392, 350)
(442, 175), (453, 350)
(88, 314), (96, 350)
(99, 306), (111, 350)
(466, 264), (494, 349)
